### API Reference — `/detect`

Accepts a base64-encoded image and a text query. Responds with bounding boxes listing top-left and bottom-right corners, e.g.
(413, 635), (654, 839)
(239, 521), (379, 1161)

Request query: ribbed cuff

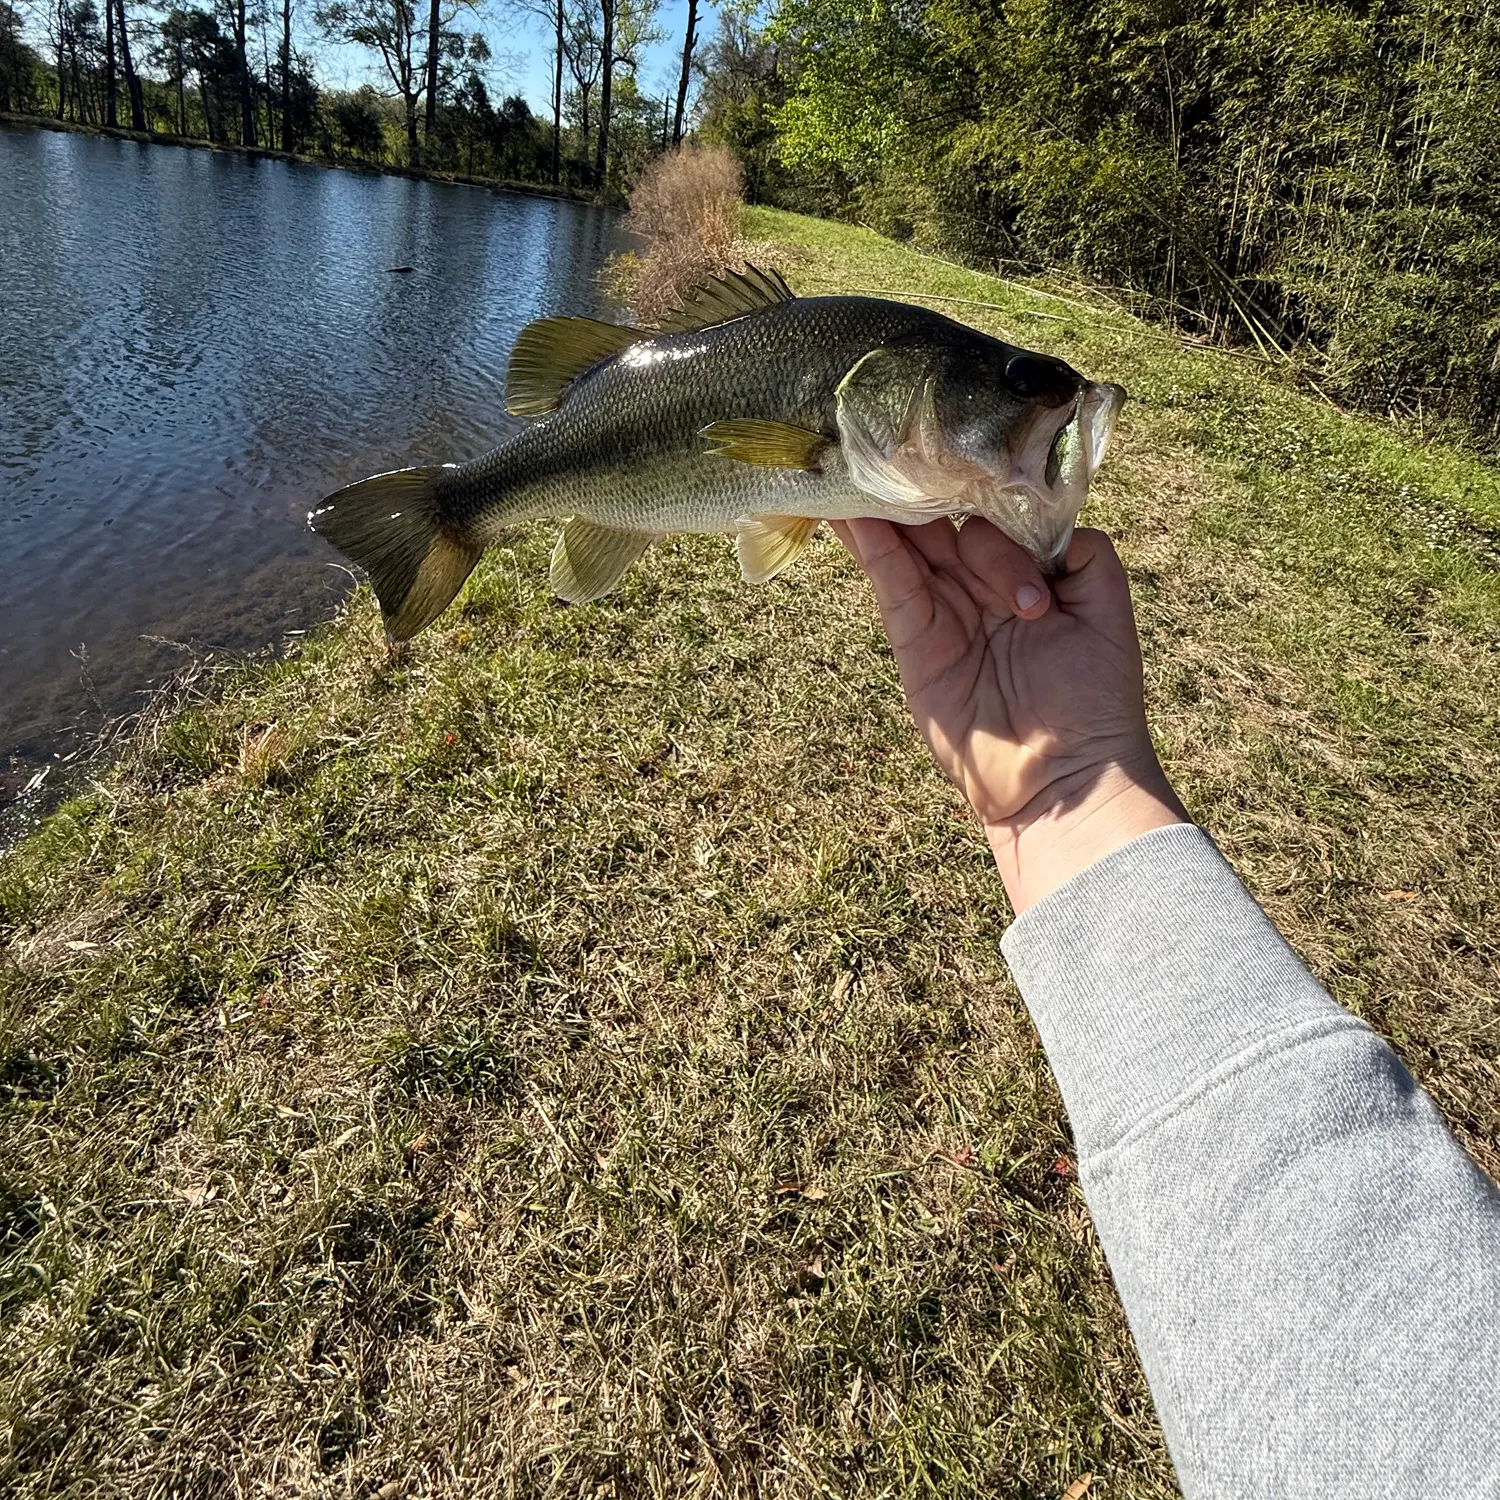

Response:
(1001, 823), (1349, 1157)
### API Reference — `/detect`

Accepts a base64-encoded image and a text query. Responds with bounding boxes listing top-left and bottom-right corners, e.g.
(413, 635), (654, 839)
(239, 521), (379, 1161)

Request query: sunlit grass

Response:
(2, 207), (1498, 1498)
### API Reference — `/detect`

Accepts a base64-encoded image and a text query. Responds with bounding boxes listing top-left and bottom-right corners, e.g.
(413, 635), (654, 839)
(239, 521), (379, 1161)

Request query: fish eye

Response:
(1004, 353), (1077, 402)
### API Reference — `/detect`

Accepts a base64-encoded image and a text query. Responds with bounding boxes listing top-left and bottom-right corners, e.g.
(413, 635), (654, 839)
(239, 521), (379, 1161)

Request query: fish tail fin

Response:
(308, 465), (482, 642)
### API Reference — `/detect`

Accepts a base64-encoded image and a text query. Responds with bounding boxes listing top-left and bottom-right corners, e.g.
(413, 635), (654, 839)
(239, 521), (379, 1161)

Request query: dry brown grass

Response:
(1, 208), (1498, 1499)
(609, 144), (746, 325)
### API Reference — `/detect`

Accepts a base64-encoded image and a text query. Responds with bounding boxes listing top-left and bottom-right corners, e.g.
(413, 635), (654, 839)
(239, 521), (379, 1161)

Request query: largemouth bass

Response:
(310, 267), (1125, 641)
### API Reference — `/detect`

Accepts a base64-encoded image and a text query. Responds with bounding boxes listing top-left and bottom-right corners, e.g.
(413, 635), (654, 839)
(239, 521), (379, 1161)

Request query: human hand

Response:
(832, 517), (1187, 913)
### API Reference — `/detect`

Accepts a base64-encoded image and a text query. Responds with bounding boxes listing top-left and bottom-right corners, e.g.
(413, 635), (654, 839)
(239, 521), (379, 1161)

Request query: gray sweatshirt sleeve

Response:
(1000, 822), (1500, 1499)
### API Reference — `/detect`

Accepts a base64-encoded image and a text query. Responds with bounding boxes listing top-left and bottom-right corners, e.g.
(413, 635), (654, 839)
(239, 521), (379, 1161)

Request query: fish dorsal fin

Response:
(702, 418), (828, 470)
(653, 264), (795, 335)
(506, 316), (639, 417)
(549, 517), (660, 603)
(736, 515), (820, 584)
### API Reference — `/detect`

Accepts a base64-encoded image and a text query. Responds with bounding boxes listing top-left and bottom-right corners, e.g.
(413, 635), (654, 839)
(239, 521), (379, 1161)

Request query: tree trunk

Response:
(405, 94), (419, 164)
(423, 0), (440, 142)
(176, 48), (185, 134)
(116, 0), (146, 131)
(672, 0), (696, 145)
(550, 0), (562, 186)
(104, 0), (117, 128)
(280, 0), (293, 151)
(262, 25), (275, 148)
(592, 0), (612, 190)
(235, 0), (256, 146)
(54, 3), (66, 121)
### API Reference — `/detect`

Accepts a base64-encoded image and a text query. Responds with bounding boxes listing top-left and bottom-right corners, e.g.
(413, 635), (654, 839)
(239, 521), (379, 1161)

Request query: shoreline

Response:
(0, 111), (600, 205)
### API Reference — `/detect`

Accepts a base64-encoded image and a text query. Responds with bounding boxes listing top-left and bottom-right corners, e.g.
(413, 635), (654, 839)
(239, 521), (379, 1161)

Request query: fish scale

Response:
(449, 296), (942, 539)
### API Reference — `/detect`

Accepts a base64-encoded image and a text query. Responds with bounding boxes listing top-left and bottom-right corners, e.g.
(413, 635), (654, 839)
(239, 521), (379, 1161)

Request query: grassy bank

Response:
(2, 207), (1498, 1498)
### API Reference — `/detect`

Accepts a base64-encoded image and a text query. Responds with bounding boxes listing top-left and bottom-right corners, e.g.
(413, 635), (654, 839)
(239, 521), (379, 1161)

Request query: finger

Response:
(953, 517), (1052, 619)
(838, 517), (939, 649)
(899, 517), (962, 570)
(1054, 528), (1140, 635)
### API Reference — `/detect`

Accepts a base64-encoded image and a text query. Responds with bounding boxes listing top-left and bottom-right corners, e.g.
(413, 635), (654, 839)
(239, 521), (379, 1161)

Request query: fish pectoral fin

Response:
(736, 515), (820, 584)
(550, 518), (660, 604)
(702, 419), (829, 470)
(505, 317), (640, 417)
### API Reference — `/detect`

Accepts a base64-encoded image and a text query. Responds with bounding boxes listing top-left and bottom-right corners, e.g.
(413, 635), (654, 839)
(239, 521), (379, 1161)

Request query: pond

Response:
(0, 124), (624, 803)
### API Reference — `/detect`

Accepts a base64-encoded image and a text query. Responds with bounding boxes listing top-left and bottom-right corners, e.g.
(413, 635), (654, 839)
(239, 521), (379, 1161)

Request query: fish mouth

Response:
(969, 381), (1127, 570)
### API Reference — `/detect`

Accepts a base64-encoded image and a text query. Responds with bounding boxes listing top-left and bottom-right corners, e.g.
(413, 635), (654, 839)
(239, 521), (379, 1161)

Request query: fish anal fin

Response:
(702, 419), (828, 470)
(550, 518), (660, 603)
(506, 317), (639, 417)
(654, 264), (795, 335)
(736, 515), (819, 584)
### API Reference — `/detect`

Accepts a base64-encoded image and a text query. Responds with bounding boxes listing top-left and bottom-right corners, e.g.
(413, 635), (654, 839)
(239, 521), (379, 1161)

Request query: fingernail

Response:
(1015, 584), (1044, 612)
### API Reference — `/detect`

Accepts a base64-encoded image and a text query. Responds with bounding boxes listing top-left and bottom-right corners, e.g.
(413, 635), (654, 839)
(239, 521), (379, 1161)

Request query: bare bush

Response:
(610, 144), (745, 325)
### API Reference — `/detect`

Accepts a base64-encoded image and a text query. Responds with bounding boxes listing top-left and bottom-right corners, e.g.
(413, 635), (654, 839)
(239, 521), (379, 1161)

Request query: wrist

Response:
(986, 753), (1188, 914)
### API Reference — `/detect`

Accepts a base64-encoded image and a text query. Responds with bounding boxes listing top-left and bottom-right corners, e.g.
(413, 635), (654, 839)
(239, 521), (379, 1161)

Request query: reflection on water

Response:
(0, 124), (623, 783)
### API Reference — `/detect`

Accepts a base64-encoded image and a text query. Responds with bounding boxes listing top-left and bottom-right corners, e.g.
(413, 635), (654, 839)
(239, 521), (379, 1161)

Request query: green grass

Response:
(3, 207), (1499, 1498)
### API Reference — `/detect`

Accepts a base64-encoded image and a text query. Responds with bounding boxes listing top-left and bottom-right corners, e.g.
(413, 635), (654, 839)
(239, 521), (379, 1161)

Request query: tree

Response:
(331, 81), (385, 157)
(548, 0), (562, 181)
(115, 0), (146, 130)
(422, 0), (437, 140)
(102, 0), (114, 125)
(695, 1), (788, 202)
(670, 0), (695, 144)
(592, 0), (658, 189)
(318, 0), (421, 162)
(278, 0), (292, 146)
(561, 0), (601, 165)
(230, 0), (255, 143)
(0, 0), (36, 112)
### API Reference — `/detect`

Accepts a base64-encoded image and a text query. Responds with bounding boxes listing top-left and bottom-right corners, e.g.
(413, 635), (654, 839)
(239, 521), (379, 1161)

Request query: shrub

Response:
(610, 143), (745, 324)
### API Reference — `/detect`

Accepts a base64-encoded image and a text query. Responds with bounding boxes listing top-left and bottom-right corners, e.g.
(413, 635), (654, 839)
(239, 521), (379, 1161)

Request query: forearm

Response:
(1002, 823), (1500, 1498)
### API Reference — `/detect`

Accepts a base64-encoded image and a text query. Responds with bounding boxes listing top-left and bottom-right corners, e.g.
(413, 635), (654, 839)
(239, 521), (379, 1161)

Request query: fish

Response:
(308, 266), (1126, 642)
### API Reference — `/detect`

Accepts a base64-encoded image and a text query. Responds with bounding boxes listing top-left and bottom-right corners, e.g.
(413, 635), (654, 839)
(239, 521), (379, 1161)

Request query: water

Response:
(0, 124), (624, 801)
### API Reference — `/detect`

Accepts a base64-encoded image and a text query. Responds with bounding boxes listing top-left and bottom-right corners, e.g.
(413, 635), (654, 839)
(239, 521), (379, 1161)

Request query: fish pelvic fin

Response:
(308, 466), (481, 642)
(702, 419), (829, 470)
(550, 518), (661, 604)
(736, 515), (820, 584)
(505, 317), (640, 417)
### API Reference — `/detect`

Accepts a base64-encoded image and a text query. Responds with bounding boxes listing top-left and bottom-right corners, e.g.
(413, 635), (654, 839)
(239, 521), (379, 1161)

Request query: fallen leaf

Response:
(1061, 1476), (1094, 1500)
(1381, 890), (1419, 901)
(374, 1481), (410, 1500)
(451, 1208), (478, 1230)
(65, 940), (98, 952)
(407, 1133), (431, 1155)
(774, 1181), (827, 1201)
(830, 971), (855, 1004)
(328, 1126), (361, 1151)
(948, 1144), (976, 1170)
(177, 1183), (217, 1207)
(1053, 1156), (1073, 1178)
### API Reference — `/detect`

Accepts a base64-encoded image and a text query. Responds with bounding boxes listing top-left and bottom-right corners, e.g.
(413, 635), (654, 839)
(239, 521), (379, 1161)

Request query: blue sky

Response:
(310, 0), (699, 119)
(18, 0), (701, 121)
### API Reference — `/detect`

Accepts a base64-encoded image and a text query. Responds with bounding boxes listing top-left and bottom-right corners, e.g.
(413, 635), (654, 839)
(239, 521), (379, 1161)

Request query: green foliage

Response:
(0, 0), (39, 113)
(744, 0), (1500, 444)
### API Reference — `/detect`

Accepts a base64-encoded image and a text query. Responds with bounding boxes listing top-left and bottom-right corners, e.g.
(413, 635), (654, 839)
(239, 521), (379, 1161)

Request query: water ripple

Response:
(0, 127), (625, 760)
